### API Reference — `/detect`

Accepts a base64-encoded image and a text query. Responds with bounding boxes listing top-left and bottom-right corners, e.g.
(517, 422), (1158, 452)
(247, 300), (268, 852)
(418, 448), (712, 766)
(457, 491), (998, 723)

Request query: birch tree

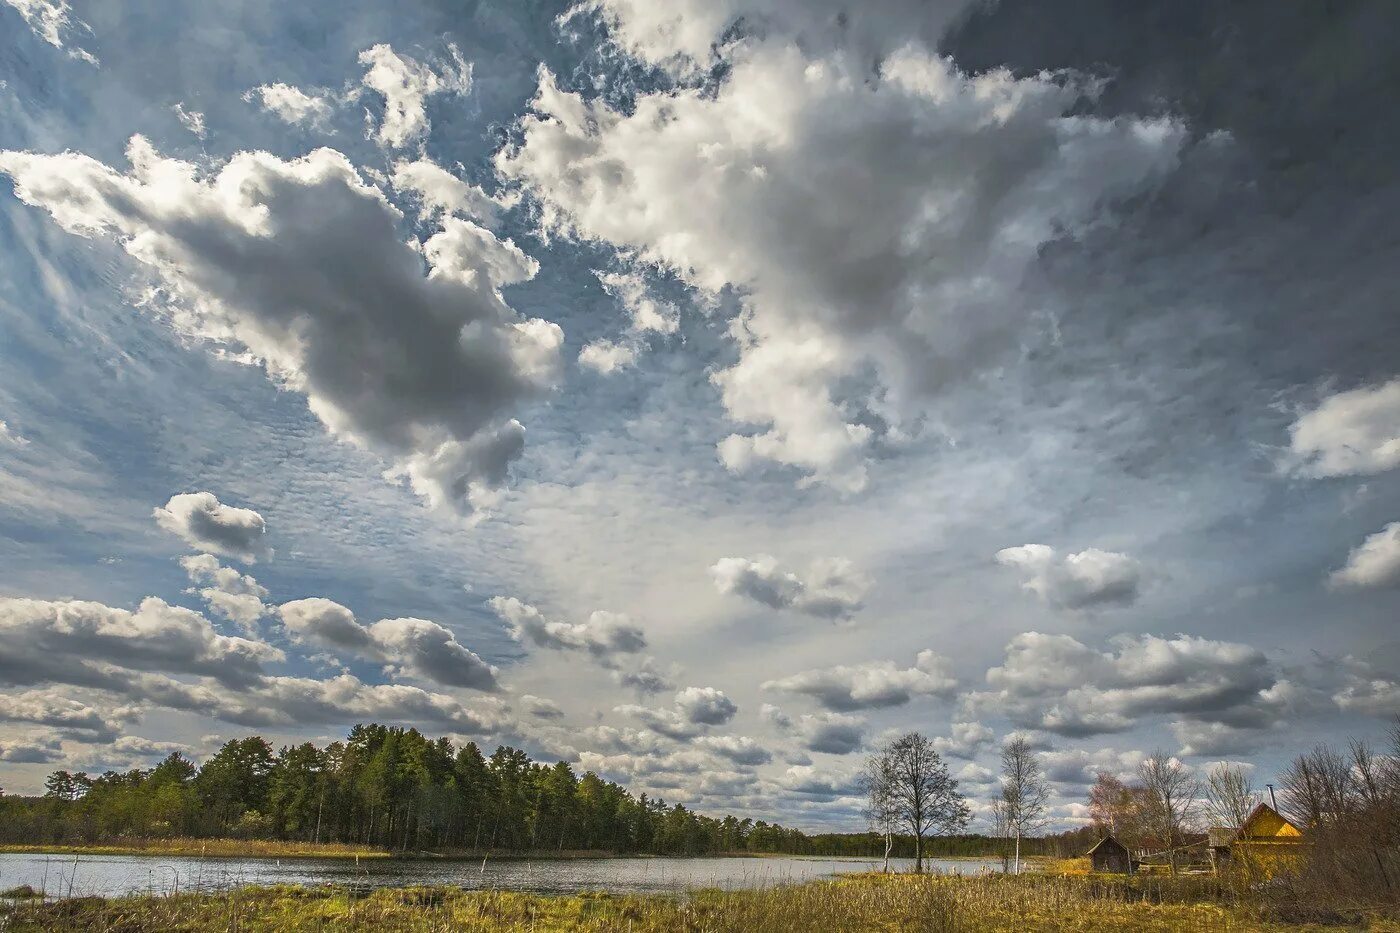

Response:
(998, 736), (1050, 873)
(859, 744), (900, 872)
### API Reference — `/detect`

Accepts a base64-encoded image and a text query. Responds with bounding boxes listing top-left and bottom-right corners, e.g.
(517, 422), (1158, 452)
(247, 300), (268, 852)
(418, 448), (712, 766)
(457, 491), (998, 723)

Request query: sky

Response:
(1, 0), (1400, 832)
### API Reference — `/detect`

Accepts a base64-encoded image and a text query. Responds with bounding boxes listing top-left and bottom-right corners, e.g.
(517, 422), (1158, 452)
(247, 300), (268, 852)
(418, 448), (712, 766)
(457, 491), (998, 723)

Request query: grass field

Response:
(4, 871), (1398, 932)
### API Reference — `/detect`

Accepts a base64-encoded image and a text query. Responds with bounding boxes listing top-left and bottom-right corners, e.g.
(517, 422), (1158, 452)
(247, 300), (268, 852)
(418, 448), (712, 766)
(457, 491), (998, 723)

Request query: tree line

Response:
(1, 723), (1101, 860)
(0, 724), (819, 855)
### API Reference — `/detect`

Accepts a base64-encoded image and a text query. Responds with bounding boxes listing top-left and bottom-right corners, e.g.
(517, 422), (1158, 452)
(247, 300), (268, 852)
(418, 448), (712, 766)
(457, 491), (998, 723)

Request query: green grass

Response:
(3, 872), (1396, 932)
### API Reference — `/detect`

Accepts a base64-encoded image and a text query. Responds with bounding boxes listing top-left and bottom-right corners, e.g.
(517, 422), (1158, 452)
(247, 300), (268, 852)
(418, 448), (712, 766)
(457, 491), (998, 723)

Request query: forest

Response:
(0, 723), (1085, 857)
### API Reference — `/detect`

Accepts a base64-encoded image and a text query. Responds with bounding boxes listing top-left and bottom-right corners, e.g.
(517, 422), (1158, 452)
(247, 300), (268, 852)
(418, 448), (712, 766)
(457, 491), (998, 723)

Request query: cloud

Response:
(194, 672), (502, 733)
(572, 0), (968, 73)
(392, 158), (501, 225)
(180, 554), (268, 631)
(1171, 720), (1269, 757)
(762, 650), (956, 711)
(1, 0), (97, 64)
(995, 544), (1142, 609)
(489, 596), (646, 662)
(0, 420), (28, 447)
(1039, 747), (1146, 786)
(675, 686), (738, 725)
(1329, 522), (1400, 589)
(578, 339), (638, 374)
(1331, 657), (1400, 717)
(155, 492), (269, 563)
(367, 617), (500, 691)
(1286, 379), (1400, 478)
(778, 762), (861, 799)
(760, 703), (792, 730)
(796, 712), (864, 755)
(173, 103), (207, 140)
(696, 734), (772, 765)
(612, 657), (676, 695)
(243, 83), (335, 130)
(277, 599), (498, 691)
(598, 270), (679, 336)
(0, 597), (499, 738)
(278, 598), (376, 652)
(709, 555), (868, 620)
(499, 41), (1183, 488)
(0, 690), (130, 742)
(0, 735), (63, 763)
(358, 43), (472, 148)
(521, 695), (565, 719)
(0, 597), (281, 691)
(0, 139), (563, 516)
(962, 631), (1287, 741)
(933, 721), (995, 760)
(579, 270), (680, 374)
(618, 686), (737, 738)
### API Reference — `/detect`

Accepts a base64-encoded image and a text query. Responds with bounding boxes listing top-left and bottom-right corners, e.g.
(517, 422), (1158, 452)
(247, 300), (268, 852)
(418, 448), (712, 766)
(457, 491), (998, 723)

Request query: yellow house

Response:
(1215, 803), (1305, 876)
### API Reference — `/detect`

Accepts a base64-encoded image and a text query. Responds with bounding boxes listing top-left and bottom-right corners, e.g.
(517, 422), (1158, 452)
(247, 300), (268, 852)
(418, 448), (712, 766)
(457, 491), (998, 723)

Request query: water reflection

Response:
(0, 853), (1002, 899)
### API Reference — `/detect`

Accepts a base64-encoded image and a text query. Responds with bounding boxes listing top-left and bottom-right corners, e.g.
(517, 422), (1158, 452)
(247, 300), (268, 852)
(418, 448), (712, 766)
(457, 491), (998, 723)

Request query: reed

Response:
(3, 871), (1388, 932)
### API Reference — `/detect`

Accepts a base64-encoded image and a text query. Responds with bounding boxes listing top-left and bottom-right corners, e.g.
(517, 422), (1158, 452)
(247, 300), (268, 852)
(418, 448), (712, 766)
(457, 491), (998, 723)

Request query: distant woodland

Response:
(0, 723), (1091, 857)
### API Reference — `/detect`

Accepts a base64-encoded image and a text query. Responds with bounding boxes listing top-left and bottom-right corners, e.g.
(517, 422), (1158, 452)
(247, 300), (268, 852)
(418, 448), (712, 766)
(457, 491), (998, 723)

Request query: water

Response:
(0, 853), (1002, 899)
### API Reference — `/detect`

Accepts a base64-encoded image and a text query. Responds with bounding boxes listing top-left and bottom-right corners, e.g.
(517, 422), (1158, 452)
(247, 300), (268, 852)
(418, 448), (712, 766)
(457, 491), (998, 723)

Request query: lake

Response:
(0, 853), (1003, 899)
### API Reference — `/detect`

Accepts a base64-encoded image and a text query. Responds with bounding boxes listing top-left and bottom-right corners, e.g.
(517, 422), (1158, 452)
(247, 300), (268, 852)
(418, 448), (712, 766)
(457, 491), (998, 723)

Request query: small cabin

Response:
(1086, 834), (1132, 874)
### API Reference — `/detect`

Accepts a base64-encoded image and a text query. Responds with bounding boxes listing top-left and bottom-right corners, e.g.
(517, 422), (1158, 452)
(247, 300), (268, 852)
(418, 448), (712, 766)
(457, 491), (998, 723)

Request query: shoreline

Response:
(0, 842), (1017, 863)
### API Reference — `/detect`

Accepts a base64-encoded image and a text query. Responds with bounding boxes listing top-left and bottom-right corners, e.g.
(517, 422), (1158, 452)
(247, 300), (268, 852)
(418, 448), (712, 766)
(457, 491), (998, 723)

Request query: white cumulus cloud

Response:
(710, 555), (868, 620)
(995, 544), (1142, 609)
(1330, 521), (1400, 589)
(489, 596), (646, 662)
(180, 553), (269, 631)
(1287, 379), (1400, 478)
(762, 651), (956, 711)
(0, 139), (563, 517)
(154, 492), (269, 563)
(244, 83), (336, 130)
(358, 43), (471, 148)
(499, 40), (1183, 489)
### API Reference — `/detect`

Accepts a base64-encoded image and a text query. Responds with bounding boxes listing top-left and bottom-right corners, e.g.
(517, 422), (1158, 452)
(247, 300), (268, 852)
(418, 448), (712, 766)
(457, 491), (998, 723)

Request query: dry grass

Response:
(4, 871), (1397, 932)
(1038, 856), (1092, 874)
(0, 838), (387, 859)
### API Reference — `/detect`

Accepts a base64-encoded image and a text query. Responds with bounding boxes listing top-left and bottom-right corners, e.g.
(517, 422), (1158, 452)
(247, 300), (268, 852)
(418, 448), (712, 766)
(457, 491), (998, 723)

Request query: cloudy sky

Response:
(2, 0), (1399, 830)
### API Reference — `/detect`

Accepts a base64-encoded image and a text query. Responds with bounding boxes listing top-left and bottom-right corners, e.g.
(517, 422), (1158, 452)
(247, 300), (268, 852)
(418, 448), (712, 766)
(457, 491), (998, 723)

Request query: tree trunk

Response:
(883, 831), (892, 873)
(1014, 829), (1021, 875)
(915, 831), (923, 873)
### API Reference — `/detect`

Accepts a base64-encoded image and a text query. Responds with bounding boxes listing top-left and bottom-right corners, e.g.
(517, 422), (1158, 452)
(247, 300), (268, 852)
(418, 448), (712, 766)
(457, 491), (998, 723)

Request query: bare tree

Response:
(859, 744), (900, 872)
(1138, 752), (1201, 874)
(887, 732), (971, 872)
(1204, 762), (1259, 830)
(998, 736), (1050, 874)
(1279, 744), (1353, 829)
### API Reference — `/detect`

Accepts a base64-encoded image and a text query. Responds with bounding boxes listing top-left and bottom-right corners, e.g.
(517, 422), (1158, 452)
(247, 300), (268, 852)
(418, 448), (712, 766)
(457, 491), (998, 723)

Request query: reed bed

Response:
(5, 871), (1397, 932)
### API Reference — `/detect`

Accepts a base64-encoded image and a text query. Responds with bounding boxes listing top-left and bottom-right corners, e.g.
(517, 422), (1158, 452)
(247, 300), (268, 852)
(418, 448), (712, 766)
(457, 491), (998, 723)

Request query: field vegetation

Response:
(4, 871), (1399, 932)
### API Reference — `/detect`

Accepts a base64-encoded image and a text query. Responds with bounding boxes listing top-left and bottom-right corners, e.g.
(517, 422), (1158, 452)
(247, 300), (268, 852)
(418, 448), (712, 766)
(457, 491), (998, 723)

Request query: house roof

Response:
(1238, 803), (1302, 840)
(1086, 835), (1127, 855)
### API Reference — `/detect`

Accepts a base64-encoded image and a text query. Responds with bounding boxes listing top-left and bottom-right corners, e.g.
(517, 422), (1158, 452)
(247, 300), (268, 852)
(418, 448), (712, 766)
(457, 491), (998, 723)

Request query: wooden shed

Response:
(1087, 835), (1132, 874)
